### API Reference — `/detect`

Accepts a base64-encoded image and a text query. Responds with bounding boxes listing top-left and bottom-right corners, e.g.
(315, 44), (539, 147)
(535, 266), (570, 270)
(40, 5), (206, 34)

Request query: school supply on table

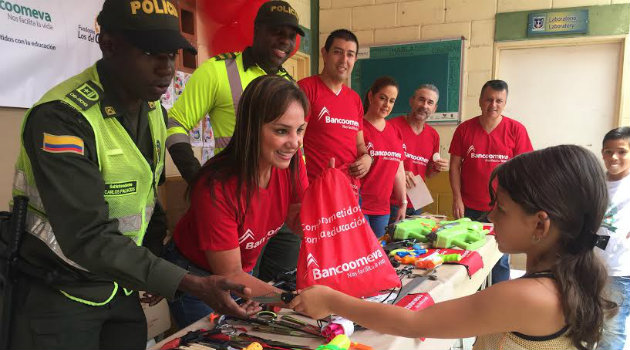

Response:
(315, 334), (373, 350)
(321, 316), (355, 341)
(161, 329), (315, 350)
(423, 249), (483, 276)
(228, 311), (323, 338)
(316, 335), (350, 350)
(413, 252), (444, 269)
(251, 291), (296, 304)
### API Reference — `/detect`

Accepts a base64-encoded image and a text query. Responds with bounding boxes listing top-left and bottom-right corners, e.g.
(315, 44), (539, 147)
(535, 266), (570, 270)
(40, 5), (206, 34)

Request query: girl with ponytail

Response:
(290, 145), (617, 350)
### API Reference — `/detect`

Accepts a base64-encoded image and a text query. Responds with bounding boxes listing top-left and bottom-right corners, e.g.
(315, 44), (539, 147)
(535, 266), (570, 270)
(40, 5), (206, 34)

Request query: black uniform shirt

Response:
(21, 60), (186, 298)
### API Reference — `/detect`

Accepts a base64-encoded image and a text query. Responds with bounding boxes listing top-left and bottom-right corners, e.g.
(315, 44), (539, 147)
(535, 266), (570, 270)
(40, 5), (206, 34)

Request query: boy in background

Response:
(596, 126), (630, 350)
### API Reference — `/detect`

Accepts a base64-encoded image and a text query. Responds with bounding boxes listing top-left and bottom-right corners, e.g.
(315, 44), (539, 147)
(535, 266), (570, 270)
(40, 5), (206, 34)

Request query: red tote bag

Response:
(297, 168), (400, 298)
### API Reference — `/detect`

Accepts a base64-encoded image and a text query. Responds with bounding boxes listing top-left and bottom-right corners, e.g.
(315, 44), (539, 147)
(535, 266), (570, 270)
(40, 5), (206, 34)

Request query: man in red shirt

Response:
(449, 80), (533, 283)
(298, 29), (372, 190)
(389, 84), (449, 216)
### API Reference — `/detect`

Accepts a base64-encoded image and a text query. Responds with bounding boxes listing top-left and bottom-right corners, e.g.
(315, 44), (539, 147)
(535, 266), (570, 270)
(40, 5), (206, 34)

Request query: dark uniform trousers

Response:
(9, 277), (146, 350)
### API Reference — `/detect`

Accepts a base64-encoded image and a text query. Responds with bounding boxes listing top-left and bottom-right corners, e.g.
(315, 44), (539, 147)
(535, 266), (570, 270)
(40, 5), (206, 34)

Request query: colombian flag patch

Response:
(42, 133), (84, 155)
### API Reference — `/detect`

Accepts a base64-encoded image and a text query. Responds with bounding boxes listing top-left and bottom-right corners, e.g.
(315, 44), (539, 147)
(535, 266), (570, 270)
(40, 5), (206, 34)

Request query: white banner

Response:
(0, 0), (105, 108)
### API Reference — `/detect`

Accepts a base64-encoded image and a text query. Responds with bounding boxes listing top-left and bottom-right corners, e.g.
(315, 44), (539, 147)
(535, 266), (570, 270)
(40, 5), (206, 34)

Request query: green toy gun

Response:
(388, 217), (488, 250)
(389, 218), (437, 242)
(431, 218), (488, 250)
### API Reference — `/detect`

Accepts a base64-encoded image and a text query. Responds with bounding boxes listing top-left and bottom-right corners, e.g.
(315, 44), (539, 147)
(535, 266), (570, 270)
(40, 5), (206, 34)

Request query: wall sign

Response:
(528, 9), (589, 36)
(1, 0), (105, 108)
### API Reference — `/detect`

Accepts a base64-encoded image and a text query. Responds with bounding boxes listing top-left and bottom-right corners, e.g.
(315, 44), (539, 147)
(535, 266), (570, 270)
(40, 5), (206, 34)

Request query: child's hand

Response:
(288, 285), (335, 319)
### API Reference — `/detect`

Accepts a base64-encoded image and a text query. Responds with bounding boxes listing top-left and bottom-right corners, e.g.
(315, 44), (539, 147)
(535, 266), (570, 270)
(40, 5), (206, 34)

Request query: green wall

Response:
(495, 3), (630, 41)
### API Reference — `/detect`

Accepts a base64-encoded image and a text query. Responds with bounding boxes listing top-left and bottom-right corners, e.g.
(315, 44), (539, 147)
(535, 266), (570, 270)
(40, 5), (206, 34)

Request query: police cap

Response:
(97, 0), (197, 54)
(255, 1), (305, 37)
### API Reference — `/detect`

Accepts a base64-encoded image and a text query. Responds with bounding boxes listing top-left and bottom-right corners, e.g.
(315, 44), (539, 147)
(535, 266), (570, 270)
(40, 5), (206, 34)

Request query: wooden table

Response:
(153, 236), (502, 350)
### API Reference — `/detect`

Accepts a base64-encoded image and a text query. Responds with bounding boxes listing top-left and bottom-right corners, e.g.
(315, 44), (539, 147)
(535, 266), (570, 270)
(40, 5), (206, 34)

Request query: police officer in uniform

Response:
(166, 1), (305, 283)
(6, 1), (253, 349)
(166, 0), (304, 179)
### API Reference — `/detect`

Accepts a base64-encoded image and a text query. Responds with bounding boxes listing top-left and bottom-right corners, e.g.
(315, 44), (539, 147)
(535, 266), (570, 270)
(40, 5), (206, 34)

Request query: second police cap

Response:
(255, 1), (305, 37)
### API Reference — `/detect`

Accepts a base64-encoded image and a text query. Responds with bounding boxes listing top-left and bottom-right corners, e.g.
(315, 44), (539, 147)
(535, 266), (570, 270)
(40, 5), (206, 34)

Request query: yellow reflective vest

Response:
(166, 51), (293, 153)
(12, 64), (166, 305)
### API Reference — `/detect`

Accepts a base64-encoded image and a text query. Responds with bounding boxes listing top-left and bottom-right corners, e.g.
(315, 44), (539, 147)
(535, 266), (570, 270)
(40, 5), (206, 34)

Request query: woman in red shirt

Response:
(164, 76), (309, 327)
(360, 76), (407, 237)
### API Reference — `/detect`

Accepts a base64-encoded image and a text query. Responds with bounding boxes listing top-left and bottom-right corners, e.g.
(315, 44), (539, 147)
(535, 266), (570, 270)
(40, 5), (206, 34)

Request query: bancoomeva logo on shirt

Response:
(325, 116), (359, 129)
(239, 224), (283, 250)
(369, 150), (402, 159)
(404, 152), (428, 164)
(311, 249), (384, 280)
(470, 152), (509, 161)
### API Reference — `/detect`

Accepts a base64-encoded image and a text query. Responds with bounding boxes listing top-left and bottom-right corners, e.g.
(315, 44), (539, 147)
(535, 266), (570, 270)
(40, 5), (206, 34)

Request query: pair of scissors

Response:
(251, 291), (296, 304)
(240, 311), (322, 338)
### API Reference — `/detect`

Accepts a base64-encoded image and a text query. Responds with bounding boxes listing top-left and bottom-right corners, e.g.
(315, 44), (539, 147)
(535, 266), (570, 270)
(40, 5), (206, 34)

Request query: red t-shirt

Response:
(389, 116), (440, 208)
(361, 120), (405, 215)
(449, 116), (533, 211)
(173, 160), (308, 273)
(298, 75), (364, 184)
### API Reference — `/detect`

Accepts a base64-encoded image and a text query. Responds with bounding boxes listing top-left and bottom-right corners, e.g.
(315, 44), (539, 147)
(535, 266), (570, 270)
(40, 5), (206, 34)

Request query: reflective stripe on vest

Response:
(165, 117), (191, 148)
(22, 194), (154, 266)
(117, 206), (154, 243)
(213, 58), (244, 151)
(25, 211), (88, 271)
(225, 58), (243, 115)
(13, 170), (44, 212)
